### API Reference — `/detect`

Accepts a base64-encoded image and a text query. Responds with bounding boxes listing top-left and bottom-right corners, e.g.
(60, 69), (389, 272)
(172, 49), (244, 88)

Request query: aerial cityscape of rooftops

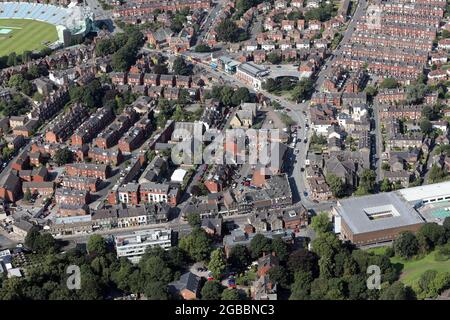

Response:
(1, 0), (450, 303)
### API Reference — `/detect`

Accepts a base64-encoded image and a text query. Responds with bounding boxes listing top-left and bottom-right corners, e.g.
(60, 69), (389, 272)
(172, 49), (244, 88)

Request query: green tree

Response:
(417, 270), (438, 298)
(21, 51), (32, 64)
(416, 223), (446, 251)
(54, 148), (74, 166)
(271, 237), (289, 261)
(24, 227), (40, 251)
(268, 265), (289, 289)
(428, 164), (447, 184)
(7, 52), (17, 66)
(8, 74), (24, 89)
(25, 227), (57, 254)
(443, 217), (450, 239)
(144, 281), (169, 300)
(267, 52), (282, 64)
(187, 213), (201, 228)
(287, 249), (319, 277)
(420, 118), (432, 135)
(393, 231), (419, 259)
(263, 78), (279, 92)
(87, 234), (108, 256)
(221, 288), (240, 300)
(355, 169), (376, 195)
(289, 271), (313, 300)
(228, 245), (252, 273)
(380, 178), (392, 192)
(326, 174), (346, 198)
(20, 79), (32, 96)
(201, 280), (223, 300)
(195, 44), (212, 52)
(153, 64), (168, 74)
(0, 277), (24, 300)
(311, 233), (342, 278)
(208, 248), (227, 279)
(111, 258), (139, 293)
(311, 212), (332, 234)
(347, 274), (370, 300)
(215, 20), (240, 43)
(365, 85), (378, 100)
(380, 282), (415, 300)
(291, 78), (314, 102)
(179, 228), (212, 262)
(173, 56), (191, 76)
(231, 87), (251, 105)
(406, 83), (429, 104)
(139, 255), (173, 284)
(250, 234), (272, 259)
(287, 11), (303, 20)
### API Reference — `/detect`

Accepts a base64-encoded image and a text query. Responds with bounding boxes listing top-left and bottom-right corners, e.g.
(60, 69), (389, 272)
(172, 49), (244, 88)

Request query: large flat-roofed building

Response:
(396, 181), (450, 205)
(332, 192), (425, 246)
(236, 62), (269, 90)
(114, 229), (172, 263)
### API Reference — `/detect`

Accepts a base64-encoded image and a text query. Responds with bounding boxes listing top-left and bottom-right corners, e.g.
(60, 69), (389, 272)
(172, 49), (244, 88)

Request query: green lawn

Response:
(368, 246), (450, 287)
(390, 251), (450, 287)
(0, 19), (58, 56)
(366, 246), (388, 256)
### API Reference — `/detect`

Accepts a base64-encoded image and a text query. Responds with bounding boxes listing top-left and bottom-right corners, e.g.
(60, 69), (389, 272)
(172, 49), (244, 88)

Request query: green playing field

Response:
(0, 19), (58, 56)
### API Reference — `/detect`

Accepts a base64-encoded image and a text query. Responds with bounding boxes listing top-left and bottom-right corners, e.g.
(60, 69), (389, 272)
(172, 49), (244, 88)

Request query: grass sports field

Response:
(0, 19), (58, 56)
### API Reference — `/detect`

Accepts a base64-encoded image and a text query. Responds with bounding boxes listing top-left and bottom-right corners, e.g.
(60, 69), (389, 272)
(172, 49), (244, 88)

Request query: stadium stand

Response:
(0, 1), (95, 46)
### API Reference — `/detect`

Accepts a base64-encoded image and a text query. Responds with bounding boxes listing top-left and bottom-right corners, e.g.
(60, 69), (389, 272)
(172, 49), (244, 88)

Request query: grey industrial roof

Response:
(335, 192), (425, 235)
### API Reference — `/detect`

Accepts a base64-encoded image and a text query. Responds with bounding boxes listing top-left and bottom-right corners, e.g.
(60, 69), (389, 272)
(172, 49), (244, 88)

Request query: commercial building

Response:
(235, 62), (269, 90)
(114, 229), (172, 263)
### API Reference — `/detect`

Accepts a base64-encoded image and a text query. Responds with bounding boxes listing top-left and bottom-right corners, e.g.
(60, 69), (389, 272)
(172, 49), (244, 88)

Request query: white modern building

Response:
(114, 229), (172, 263)
(397, 181), (450, 205)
